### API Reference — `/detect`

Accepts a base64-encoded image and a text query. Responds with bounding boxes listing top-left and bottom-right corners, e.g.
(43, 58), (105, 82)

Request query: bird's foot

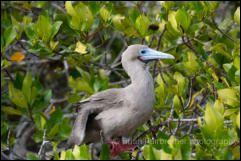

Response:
(109, 140), (136, 157)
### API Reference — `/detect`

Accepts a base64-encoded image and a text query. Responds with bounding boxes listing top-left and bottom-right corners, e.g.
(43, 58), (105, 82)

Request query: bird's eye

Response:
(141, 50), (145, 54)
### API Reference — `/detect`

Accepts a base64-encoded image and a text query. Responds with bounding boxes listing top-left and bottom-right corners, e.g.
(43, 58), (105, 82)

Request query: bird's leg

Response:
(109, 137), (136, 157)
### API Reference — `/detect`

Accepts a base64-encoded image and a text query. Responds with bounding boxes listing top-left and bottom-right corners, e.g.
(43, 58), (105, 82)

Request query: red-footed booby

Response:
(67, 44), (174, 156)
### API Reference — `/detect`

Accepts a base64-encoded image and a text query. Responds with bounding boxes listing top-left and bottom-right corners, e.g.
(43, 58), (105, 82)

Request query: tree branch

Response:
(211, 12), (236, 42)
(181, 35), (228, 79)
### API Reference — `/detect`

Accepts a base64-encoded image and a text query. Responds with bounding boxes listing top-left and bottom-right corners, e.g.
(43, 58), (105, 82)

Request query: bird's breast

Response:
(97, 81), (155, 138)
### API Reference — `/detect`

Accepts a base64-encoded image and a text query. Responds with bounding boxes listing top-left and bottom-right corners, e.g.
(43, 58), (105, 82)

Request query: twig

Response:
(148, 34), (156, 47)
(156, 25), (167, 51)
(86, 24), (106, 41)
(4, 69), (14, 82)
(38, 129), (49, 160)
(152, 11), (168, 79)
(159, 69), (169, 87)
(181, 35), (228, 79)
(7, 129), (11, 151)
(173, 119), (181, 136)
(211, 12), (236, 42)
(183, 75), (195, 111)
(147, 120), (157, 139)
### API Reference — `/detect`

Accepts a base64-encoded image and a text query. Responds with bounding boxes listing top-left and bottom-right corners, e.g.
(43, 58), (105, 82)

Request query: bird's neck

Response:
(124, 61), (153, 88)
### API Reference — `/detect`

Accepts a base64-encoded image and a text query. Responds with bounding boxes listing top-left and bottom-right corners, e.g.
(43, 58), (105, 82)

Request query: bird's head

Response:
(122, 44), (175, 64)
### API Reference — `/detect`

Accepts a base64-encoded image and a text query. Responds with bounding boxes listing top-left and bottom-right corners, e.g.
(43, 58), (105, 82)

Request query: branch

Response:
(211, 12), (236, 42)
(152, 10), (168, 79)
(183, 75), (196, 111)
(38, 129), (49, 160)
(4, 69), (14, 82)
(181, 35), (228, 79)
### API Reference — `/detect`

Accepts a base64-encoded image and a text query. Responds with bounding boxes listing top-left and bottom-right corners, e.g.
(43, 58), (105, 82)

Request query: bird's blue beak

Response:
(139, 48), (175, 62)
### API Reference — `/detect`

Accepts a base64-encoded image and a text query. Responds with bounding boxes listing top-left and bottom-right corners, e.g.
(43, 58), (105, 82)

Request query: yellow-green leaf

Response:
(75, 41), (87, 54)
(41, 115), (46, 130)
(23, 16), (32, 26)
(160, 1), (175, 10)
(10, 52), (25, 62)
(175, 7), (191, 32)
(100, 7), (111, 22)
(168, 10), (179, 33)
(1, 106), (23, 115)
(204, 102), (224, 131)
(135, 14), (150, 37)
(217, 88), (240, 107)
(234, 7), (240, 25)
(72, 145), (81, 160)
(214, 100), (225, 115)
(173, 95), (181, 110)
(60, 151), (66, 160)
(173, 72), (185, 96)
(237, 111), (240, 129)
(112, 15), (125, 31)
(65, 1), (77, 17)
(22, 72), (32, 104)
(50, 41), (59, 50)
(8, 82), (28, 108)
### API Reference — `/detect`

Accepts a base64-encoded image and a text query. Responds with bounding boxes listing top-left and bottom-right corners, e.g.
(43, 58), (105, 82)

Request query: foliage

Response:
(1, 1), (240, 160)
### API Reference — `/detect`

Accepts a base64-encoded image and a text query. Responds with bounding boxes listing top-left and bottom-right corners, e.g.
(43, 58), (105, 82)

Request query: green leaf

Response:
(183, 52), (200, 76)
(217, 88), (240, 107)
(173, 95), (182, 110)
(173, 72), (185, 96)
(50, 21), (63, 40)
(47, 123), (59, 139)
(24, 23), (37, 40)
(204, 102), (224, 132)
(204, 1), (219, 11)
(180, 136), (191, 160)
(100, 144), (111, 160)
(27, 154), (40, 160)
(65, 149), (75, 160)
(3, 26), (16, 52)
(68, 76), (93, 94)
(8, 82), (28, 108)
(67, 92), (81, 104)
(112, 15), (125, 31)
(175, 7), (191, 32)
(143, 144), (161, 160)
(11, 15), (23, 39)
(71, 2), (94, 31)
(234, 7), (240, 25)
(135, 14), (150, 37)
(48, 107), (63, 129)
(233, 56), (240, 70)
(22, 72), (33, 104)
(79, 144), (91, 160)
(100, 7), (111, 22)
(160, 1), (175, 10)
(1, 106), (23, 115)
(211, 43), (232, 59)
(23, 16), (32, 26)
(36, 14), (52, 43)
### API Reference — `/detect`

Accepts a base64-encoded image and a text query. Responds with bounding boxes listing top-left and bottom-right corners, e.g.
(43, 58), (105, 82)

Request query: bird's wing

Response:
(75, 88), (125, 111)
(67, 88), (125, 147)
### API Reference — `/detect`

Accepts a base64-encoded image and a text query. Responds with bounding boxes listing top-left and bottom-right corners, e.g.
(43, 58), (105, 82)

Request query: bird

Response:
(67, 44), (175, 157)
